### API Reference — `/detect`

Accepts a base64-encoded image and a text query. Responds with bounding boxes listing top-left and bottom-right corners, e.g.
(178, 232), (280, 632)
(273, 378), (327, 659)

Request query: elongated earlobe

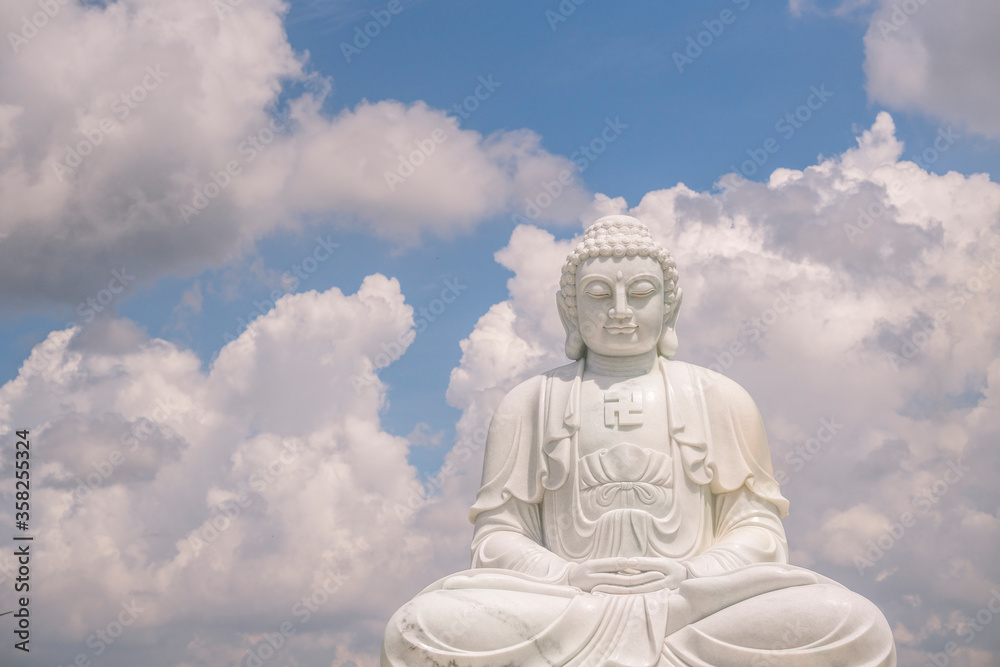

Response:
(659, 288), (683, 358)
(566, 330), (585, 360)
(658, 329), (678, 358)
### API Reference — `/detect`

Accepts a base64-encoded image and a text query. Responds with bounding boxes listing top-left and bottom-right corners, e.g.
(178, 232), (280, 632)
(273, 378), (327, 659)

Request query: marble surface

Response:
(382, 216), (897, 666)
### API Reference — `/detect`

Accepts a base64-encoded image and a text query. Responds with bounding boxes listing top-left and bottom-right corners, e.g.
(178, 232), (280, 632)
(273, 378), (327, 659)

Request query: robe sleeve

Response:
(703, 370), (789, 517)
(468, 374), (548, 524)
(667, 361), (790, 518)
(467, 369), (576, 583)
(469, 362), (579, 523)
(470, 501), (572, 583)
(669, 362), (791, 577)
(681, 486), (789, 578)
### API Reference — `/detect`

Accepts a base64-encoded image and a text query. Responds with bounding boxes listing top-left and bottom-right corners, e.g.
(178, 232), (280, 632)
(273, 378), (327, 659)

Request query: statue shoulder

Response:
(493, 361), (579, 417)
(473, 363), (580, 518)
(663, 359), (786, 512)
(663, 359), (763, 419)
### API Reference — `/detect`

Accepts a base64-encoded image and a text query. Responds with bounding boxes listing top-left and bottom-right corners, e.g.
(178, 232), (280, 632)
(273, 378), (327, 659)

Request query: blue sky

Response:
(3, 0), (991, 471)
(1, 0), (999, 665)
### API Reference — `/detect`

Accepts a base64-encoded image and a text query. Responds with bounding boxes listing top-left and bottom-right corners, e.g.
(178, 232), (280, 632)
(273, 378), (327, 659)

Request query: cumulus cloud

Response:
(0, 0), (588, 309)
(0, 275), (457, 666)
(789, 1), (1000, 137)
(859, 0), (1000, 137)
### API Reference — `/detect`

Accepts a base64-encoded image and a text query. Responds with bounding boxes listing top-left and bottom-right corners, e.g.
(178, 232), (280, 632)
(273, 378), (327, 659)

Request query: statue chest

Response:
(536, 366), (715, 560)
(576, 374), (670, 459)
(541, 373), (695, 552)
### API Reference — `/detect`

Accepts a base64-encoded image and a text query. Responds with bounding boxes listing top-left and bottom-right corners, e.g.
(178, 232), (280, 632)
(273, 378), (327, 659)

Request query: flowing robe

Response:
(382, 358), (896, 666)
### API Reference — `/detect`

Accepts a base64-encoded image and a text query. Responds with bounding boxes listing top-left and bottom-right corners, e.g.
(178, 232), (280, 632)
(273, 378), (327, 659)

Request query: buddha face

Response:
(575, 255), (665, 357)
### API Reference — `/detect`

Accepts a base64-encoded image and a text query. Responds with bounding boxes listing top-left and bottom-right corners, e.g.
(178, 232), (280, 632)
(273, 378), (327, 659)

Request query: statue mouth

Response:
(605, 325), (638, 334)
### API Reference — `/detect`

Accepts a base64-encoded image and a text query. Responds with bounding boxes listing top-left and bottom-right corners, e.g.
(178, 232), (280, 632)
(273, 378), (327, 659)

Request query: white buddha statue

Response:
(382, 215), (896, 666)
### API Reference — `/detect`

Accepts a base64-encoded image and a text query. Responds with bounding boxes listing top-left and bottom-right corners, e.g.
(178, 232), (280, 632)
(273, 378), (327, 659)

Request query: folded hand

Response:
(567, 557), (687, 594)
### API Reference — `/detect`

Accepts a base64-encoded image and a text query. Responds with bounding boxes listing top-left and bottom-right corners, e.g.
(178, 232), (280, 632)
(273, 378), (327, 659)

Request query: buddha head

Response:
(557, 215), (683, 360)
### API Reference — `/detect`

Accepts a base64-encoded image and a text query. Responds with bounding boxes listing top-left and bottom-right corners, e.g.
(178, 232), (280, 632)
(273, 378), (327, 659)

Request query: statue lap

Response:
(383, 563), (896, 666)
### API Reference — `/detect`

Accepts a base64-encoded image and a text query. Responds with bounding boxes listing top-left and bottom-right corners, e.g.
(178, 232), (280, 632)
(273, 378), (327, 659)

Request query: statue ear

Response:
(556, 291), (585, 360)
(658, 288), (683, 358)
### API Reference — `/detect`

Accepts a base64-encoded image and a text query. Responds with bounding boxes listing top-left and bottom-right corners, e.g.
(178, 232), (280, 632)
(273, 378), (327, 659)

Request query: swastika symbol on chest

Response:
(604, 391), (643, 427)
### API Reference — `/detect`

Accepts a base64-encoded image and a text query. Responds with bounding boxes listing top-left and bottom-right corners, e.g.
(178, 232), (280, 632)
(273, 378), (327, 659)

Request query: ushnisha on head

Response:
(556, 215), (683, 361)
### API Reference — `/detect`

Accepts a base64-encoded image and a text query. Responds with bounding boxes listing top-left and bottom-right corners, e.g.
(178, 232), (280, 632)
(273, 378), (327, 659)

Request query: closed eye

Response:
(629, 281), (657, 297)
(584, 284), (612, 298)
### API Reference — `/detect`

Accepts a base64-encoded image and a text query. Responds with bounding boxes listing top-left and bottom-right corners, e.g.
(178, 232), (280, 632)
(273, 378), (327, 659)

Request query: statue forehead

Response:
(576, 255), (663, 281)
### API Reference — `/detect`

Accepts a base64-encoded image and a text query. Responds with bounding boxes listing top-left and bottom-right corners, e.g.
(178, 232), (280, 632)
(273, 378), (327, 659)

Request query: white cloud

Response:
(861, 0), (1000, 137)
(405, 422), (443, 448)
(0, 0), (588, 308)
(0, 275), (451, 666)
(789, 0), (1000, 138)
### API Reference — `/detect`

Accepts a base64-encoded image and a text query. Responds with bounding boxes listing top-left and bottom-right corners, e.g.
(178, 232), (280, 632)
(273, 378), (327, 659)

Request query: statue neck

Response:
(584, 349), (658, 378)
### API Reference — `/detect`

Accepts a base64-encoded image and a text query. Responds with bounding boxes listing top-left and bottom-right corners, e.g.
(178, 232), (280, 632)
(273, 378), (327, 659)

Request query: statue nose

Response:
(609, 289), (632, 319)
